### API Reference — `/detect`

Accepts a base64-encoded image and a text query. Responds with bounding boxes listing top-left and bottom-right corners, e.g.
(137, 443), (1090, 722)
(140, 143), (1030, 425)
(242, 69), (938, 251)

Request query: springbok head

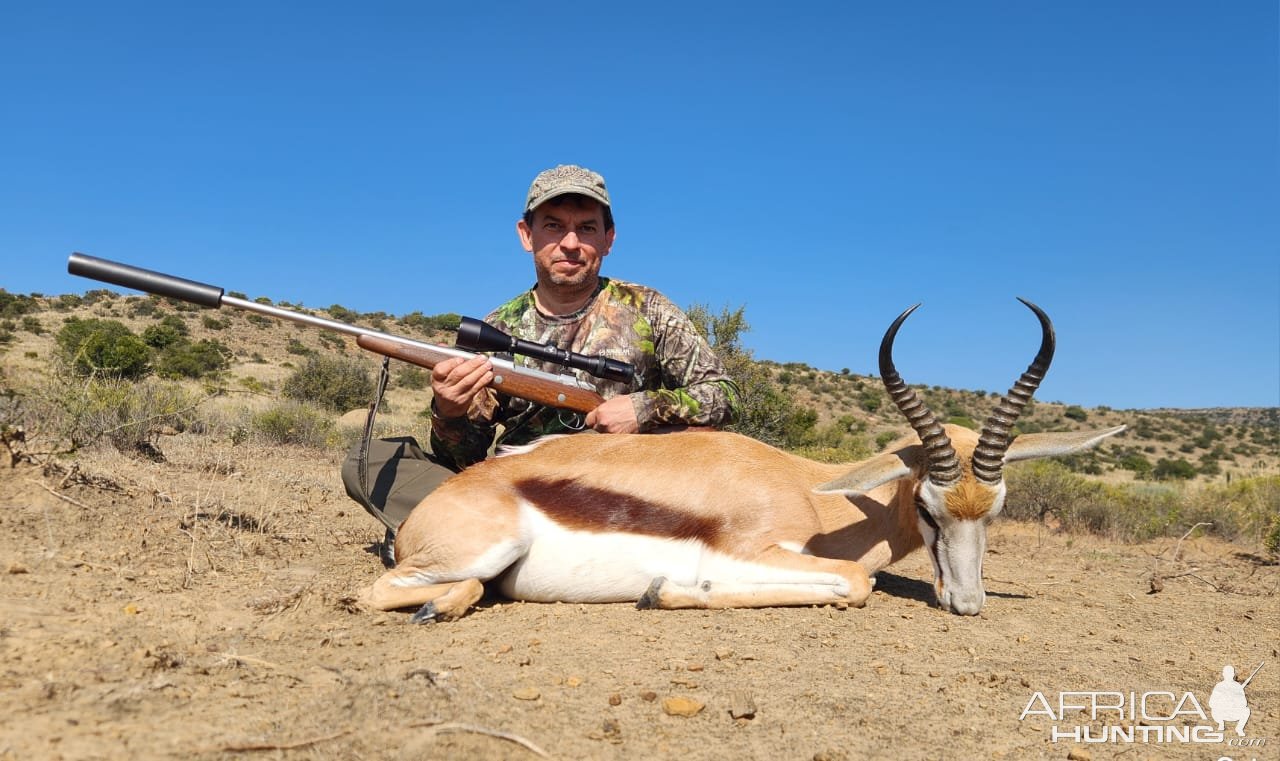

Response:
(817, 299), (1124, 615)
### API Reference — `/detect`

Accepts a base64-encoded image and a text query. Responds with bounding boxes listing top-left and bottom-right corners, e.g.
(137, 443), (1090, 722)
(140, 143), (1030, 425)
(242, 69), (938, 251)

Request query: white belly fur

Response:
(498, 504), (703, 602)
(497, 503), (843, 603)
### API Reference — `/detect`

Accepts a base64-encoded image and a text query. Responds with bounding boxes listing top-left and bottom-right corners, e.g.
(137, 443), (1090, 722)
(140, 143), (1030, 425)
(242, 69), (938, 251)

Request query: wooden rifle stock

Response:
(355, 335), (605, 414)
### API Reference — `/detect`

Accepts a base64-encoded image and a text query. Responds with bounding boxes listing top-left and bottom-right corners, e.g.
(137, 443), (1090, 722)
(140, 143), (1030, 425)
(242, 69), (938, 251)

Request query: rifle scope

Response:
(456, 317), (636, 385)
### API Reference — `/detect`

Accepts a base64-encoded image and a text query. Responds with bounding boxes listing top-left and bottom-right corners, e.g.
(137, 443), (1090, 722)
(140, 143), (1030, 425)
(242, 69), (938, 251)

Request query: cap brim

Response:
(526, 186), (611, 212)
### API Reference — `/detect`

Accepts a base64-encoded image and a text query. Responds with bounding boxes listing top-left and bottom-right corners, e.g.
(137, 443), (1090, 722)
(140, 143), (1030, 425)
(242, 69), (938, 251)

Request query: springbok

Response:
(360, 299), (1123, 620)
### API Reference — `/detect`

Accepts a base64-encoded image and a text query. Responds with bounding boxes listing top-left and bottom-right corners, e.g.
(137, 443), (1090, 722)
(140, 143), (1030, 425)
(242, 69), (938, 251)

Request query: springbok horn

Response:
(880, 304), (961, 486)
(971, 298), (1056, 484)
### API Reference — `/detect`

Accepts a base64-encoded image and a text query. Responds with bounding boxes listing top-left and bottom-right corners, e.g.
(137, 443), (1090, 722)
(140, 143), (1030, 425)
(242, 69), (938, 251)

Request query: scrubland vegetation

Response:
(2, 288), (1276, 557)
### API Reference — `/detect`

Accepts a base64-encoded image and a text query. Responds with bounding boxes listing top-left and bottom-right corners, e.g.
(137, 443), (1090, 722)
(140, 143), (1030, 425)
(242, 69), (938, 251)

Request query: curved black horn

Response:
(880, 304), (962, 486)
(971, 298), (1056, 484)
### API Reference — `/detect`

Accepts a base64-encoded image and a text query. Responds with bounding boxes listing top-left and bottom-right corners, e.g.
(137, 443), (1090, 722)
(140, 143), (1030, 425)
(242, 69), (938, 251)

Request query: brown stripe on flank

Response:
(515, 478), (725, 543)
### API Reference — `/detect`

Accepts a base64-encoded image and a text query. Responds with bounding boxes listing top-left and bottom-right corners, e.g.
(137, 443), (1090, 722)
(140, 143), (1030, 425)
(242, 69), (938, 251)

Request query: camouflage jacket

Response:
(430, 278), (740, 468)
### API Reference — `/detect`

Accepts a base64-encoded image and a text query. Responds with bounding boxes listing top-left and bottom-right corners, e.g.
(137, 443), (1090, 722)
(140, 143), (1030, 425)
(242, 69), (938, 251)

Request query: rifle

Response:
(66, 253), (634, 413)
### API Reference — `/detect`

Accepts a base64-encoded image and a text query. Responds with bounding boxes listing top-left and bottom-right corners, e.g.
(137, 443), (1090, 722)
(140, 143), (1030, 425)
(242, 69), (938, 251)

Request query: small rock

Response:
(512, 687), (540, 701)
(729, 690), (757, 720)
(1066, 749), (1091, 761)
(608, 693), (622, 706)
(566, 676), (583, 687)
(6, 563), (29, 575)
(714, 648), (735, 661)
(640, 690), (658, 702)
(662, 696), (704, 717)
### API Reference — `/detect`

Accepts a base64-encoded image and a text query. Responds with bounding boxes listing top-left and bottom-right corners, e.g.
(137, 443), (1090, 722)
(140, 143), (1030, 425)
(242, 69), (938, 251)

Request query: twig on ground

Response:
(1173, 522), (1213, 561)
(29, 479), (91, 509)
(408, 720), (550, 757)
(214, 652), (284, 670)
(217, 729), (352, 752)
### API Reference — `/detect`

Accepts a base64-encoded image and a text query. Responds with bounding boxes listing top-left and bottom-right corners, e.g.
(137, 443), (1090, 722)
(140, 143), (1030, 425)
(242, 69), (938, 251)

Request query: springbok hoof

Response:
(409, 602), (439, 624)
(636, 577), (667, 610)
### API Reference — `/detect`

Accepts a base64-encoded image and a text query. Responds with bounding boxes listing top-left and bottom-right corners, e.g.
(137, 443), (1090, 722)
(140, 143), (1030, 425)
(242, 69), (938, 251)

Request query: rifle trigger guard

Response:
(558, 410), (587, 432)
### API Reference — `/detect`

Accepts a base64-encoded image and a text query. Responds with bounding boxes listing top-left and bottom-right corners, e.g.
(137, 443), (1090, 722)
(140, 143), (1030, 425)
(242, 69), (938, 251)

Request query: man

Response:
(429, 164), (740, 468)
(347, 164), (740, 545)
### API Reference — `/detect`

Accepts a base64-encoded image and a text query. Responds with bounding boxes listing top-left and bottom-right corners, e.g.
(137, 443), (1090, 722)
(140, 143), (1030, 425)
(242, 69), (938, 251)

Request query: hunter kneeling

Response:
(345, 163), (740, 565)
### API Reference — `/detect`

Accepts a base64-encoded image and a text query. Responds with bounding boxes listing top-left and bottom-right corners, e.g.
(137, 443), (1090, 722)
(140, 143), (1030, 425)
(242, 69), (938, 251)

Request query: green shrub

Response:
(858, 389), (882, 413)
(281, 355), (373, 411)
(286, 338), (313, 356)
(685, 303), (816, 450)
(1064, 405), (1088, 422)
(252, 401), (335, 447)
(0, 290), (40, 318)
(328, 304), (359, 322)
(317, 332), (346, 350)
(400, 311), (462, 334)
(201, 315), (228, 330)
(56, 318), (152, 379)
(1154, 458), (1197, 480)
(21, 316), (44, 334)
(1118, 452), (1153, 477)
(142, 322), (185, 349)
(155, 339), (232, 379)
(396, 365), (431, 390)
(26, 372), (201, 453)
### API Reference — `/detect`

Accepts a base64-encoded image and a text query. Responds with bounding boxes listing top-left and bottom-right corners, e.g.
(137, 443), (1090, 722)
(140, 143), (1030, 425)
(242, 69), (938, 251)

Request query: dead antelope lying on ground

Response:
(361, 299), (1124, 621)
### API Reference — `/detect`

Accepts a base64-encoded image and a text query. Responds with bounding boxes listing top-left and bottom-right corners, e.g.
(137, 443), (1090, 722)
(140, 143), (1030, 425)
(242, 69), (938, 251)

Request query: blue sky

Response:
(3, 1), (1277, 410)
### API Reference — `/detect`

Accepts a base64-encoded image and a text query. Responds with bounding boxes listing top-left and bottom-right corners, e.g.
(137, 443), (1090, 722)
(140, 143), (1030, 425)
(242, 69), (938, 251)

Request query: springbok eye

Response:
(915, 499), (940, 531)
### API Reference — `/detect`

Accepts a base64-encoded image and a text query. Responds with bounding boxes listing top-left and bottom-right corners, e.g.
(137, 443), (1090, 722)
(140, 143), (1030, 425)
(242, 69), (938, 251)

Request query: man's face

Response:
(517, 198), (615, 291)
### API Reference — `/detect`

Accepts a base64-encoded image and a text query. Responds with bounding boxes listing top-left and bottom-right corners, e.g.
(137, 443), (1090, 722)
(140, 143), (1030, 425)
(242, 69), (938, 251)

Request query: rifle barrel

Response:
(66, 252), (600, 394)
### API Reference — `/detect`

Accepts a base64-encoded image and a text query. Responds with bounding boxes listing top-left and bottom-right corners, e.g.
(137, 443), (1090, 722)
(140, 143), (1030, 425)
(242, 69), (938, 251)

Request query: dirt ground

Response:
(1, 435), (1276, 761)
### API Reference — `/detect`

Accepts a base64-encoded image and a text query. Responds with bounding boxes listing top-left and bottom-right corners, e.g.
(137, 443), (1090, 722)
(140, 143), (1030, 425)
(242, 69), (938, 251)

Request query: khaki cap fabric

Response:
(525, 164), (611, 212)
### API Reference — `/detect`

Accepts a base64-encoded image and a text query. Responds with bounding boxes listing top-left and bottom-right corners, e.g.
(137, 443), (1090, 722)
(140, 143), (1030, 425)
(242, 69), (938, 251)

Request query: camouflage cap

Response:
(524, 164), (611, 213)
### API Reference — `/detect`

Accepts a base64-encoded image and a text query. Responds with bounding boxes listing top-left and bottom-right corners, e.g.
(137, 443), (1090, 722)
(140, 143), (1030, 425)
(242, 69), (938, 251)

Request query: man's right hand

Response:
(431, 355), (494, 419)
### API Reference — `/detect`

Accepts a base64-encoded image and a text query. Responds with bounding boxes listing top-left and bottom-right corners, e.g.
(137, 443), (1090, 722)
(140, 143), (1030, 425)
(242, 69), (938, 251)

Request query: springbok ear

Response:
(815, 451), (914, 495)
(1004, 425), (1126, 464)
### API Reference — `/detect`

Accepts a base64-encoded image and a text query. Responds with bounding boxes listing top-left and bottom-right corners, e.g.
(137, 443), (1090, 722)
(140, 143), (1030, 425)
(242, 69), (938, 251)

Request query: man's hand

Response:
(585, 395), (640, 434)
(431, 356), (494, 419)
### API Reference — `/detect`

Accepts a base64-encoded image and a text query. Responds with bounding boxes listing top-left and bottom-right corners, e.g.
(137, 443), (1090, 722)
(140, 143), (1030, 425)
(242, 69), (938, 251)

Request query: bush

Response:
(252, 401), (335, 447)
(400, 311), (463, 334)
(396, 365), (431, 390)
(281, 355), (373, 411)
(26, 372), (201, 453)
(1154, 458), (1197, 480)
(0, 290), (40, 318)
(685, 303), (818, 450)
(1064, 405), (1088, 422)
(56, 318), (152, 379)
(142, 323), (185, 349)
(21, 316), (44, 335)
(155, 339), (232, 379)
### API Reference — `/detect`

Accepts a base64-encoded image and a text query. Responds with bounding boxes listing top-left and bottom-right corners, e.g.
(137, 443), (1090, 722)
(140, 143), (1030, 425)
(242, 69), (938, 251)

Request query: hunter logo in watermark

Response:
(1020, 662), (1267, 748)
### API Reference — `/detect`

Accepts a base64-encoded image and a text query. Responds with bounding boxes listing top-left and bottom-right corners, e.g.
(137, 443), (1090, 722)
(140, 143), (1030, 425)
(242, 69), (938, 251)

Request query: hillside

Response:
(2, 287), (1277, 489)
(2, 287), (1277, 761)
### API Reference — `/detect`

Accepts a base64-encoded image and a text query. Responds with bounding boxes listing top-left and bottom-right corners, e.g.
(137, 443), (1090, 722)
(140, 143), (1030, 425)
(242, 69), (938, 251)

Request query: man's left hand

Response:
(584, 395), (640, 434)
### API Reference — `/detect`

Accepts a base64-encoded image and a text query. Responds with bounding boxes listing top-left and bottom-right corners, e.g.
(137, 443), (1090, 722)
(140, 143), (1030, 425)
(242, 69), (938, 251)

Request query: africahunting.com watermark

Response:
(1020, 662), (1268, 753)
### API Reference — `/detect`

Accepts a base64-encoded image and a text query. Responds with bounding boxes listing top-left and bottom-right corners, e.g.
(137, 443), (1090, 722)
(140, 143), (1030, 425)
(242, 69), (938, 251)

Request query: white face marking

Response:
(916, 480), (992, 616)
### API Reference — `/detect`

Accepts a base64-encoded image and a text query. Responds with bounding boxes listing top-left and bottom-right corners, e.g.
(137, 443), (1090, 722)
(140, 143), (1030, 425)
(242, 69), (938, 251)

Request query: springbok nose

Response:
(948, 590), (985, 616)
